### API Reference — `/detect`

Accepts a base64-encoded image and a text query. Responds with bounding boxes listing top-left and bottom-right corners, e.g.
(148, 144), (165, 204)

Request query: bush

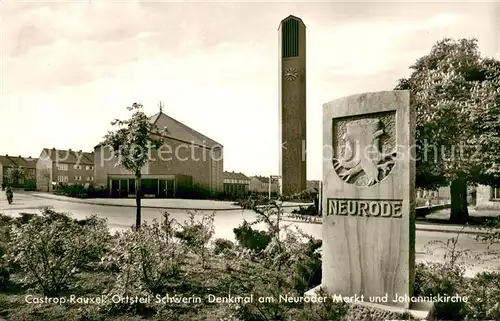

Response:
(413, 262), (468, 320)
(0, 241), (10, 288)
(291, 205), (319, 216)
(53, 184), (108, 198)
(175, 183), (212, 200)
(23, 180), (37, 191)
(101, 218), (188, 314)
(233, 221), (272, 252)
(464, 271), (500, 319)
(174, 211), (215, 268)
(8, 209), (109, 295)
(213, 238), (234, 255)
(0, 215), (13, 288)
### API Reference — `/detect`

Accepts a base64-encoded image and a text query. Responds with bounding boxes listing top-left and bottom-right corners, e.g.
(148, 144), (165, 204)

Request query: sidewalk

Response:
(22, 192), (312, 211)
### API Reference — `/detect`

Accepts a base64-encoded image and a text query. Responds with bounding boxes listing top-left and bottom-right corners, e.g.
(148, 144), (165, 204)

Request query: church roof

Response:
(149, 112), (222, 148)
(95, 111), (222, 149)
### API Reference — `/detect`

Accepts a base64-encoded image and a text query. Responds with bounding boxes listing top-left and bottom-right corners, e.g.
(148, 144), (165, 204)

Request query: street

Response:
(0, 192), (498, 277)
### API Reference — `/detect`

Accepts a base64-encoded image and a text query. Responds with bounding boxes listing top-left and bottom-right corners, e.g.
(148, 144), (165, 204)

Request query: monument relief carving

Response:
(312, 91), (417, 313)
(332, 115), (398, 187)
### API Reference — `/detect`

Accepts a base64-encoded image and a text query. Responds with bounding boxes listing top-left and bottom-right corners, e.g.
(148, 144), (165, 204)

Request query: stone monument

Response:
(278, 15), (307, 196)
(307, 91), (429, 316)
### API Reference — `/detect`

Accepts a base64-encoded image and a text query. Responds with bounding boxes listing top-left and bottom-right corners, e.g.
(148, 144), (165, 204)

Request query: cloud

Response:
(0, 2), (496, 179)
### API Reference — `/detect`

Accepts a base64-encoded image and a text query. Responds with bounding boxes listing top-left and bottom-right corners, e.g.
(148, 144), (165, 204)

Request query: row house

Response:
(0, 155), (38, 188)
(36, 148), (94, 192)
(223, 171), (250, 196)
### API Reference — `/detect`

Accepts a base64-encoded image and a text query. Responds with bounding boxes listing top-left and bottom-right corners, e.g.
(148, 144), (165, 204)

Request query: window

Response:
(57, 176), (68, 183)
(73, 165), (82, 170)
(74, 176), (82, 181)
(86, 165), (93, 170)
(282, 18), (300, 58)
(492, 187), (500, 200)
(87, 177), (94, 181)
(57, 163), (68, 171)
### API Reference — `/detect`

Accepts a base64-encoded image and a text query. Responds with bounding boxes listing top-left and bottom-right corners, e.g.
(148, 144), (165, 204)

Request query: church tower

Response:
(278, 15), (307, 196)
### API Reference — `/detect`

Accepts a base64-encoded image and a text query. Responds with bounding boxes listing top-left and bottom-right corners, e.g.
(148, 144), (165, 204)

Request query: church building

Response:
(93, 109), (223, 198)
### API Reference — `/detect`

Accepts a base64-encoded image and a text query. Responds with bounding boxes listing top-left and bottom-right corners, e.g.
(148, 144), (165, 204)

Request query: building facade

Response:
(94, 111), (223, 198)
(249, 175), (279, 194)
(36, 148), (94, 192)
(0, 155), (38, 189)
(476, 185), (500, 209)
(223, 171), (250, 197)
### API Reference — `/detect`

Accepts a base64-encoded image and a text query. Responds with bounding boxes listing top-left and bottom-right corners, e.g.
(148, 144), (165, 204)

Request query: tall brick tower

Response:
(279, 15), (307, 196)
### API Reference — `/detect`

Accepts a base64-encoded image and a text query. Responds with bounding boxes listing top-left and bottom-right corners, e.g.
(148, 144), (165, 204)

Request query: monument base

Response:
(304, 285), (435, 320)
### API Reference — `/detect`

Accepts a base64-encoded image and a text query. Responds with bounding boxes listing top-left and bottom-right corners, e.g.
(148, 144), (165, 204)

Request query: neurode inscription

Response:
(332, 117), (398, 187)
(326, 198), (403, 218)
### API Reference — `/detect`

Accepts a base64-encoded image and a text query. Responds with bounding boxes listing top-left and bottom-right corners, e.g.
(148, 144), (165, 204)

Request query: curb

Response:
(279, 216), (496, 235)
(0, 205), (55, 212)
(20, 193), (308, 212)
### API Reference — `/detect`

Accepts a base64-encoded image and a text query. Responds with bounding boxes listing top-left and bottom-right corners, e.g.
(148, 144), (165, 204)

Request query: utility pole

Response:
(268, 175), (272, 199)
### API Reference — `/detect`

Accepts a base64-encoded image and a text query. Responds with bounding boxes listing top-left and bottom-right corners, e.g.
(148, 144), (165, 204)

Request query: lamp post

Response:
(269, 176), (271, 199)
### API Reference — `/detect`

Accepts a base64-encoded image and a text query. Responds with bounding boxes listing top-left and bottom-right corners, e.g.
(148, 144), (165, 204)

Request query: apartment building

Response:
(36, 148), (94, 191)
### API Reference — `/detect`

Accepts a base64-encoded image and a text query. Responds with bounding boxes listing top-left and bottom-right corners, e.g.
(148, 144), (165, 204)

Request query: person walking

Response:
(5, 186), (13, 204)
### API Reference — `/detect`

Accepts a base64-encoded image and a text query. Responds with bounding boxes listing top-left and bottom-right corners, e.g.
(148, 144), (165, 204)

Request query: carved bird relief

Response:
(333, 118), (396, 186)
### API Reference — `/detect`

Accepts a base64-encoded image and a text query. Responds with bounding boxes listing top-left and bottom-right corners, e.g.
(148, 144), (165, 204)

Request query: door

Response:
(110, 180), (120, 197)
(166, 180), (175, 198)
(119, 180), (128, 198)
(128, 179), (136, 196)
(158, 180), (167, 198)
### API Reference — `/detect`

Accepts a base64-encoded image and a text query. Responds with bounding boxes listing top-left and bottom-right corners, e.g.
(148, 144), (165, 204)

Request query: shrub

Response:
(231, 195), (345, 321)
(8, 209), (109, 295)
(13, 212), (37, 226)
(213, 238), (234, 255)
(101, 219), (188, 315)
(53, 184), (108, 198)
(233, 221), (272, 252)
(0, 241), (10, 288)
(23, 180), (36, 191)
(413, 261), (468, 320)
(291, 205), (319, 216)
(175, 211), (215, 268)
(175, 183), (212, 200)
(297, 287), (348, 321)
(465, 271), (500, 319)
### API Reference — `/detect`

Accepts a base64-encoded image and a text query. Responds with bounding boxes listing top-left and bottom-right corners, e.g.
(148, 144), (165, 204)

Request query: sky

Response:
(0, 1), (498, 180)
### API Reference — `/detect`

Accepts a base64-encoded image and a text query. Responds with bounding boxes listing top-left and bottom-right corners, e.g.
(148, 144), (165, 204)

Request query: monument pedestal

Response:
(305, 285), (435, 320)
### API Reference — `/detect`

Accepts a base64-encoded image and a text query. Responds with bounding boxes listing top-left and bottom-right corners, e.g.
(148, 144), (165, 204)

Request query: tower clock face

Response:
(284, 68), (299, 81)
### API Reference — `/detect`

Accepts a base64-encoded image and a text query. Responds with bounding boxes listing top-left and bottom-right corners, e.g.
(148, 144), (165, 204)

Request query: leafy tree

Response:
(395, 38), (500, 223)
(5, 166), (25, 187)
(102, 103), (166, 229)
